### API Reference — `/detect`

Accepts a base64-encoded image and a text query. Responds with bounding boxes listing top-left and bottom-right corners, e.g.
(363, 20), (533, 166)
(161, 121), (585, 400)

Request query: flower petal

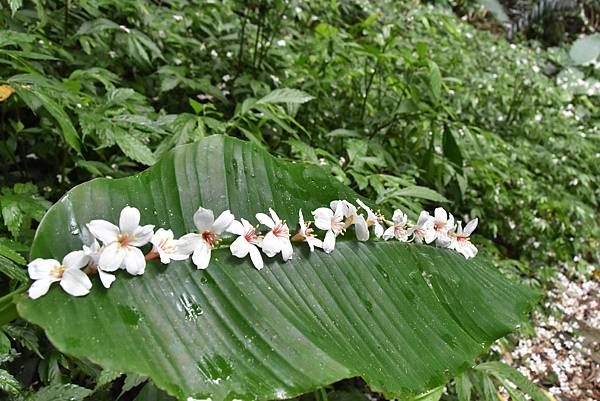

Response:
(124, 247), (146, 275)
(230, 236), (251, 258)
(463, 218), (478, 236)
(87, 220), (120, 245)
(248, 245), (263, 270)
(193, 207), (214, 231)
(128, 224), (154, 247)
(354, 215), (369, 241)
(323, 230), (336, 253)
(98, 268), (116, 288)
(307, 236), (323, 252)
(280, 239), (293, 261)
(268, 208), (281, 224)
(392, 209), (406, 225)
(62, 250), (89, 270)
(98, 243), (126, 272)
(434, 207), (447, 223)
(28, 279), (53, 299)
(119, 206), (141, 234)
(28, 258), (60, 280)
(382, 226), (395, 241)
(416, 211), (432, 227)
(192, 242), (211, 269)
(60, 268), (92, 296)
(298, 209), (305, 227)
(226, 220), (245, 236)
(312, 208), (333, 230)
(424, 228), (436, 244)
(212, 210), (234, 234)
(374, 222), (384, 239)
(255, 213), (275, 229)
(261, 232), (281, 257)
(177, 233), (201, 255)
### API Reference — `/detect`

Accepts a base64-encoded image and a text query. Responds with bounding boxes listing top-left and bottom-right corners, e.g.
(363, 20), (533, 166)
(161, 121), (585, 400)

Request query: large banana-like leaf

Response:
(17, 136), (535, 401)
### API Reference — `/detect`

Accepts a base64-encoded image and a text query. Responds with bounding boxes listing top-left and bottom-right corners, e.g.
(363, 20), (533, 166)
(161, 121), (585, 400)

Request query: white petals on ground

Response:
(450, 218), (478, 259)
(227, 218), (264, 270)
(151, 228), (189, 264)
(27, 251), (92, 299)
(256, 208), (293, 261)
(383, 209), (409, 242)
(313, 202), (346, 253)
(179, 207), (234, 269)
(28, 200), (480, 299)
(356, 199), (384, 239)
(291, 209), (323, 252)
(87, 206), (154, 276)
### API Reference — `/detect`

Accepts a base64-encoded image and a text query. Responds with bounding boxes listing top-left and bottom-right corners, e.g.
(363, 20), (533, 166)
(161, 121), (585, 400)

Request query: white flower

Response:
(83, 239), (115, 288)
(313, 202), (346, 253)
(330, 200), (369, 241)
(27, 251), (92, 299)
(227, 218), (264, 270)
(432, 207), (455, 246)
(383, 209), (409, 241)
(87, 206), (155, 276)
(179, 207), (234, 269)
(256, 208), (293, 261)
(450, 218), (478, 259)
(291, 209), (323, 252)
(407, 211), (435, 244)
(356, 199), (384, 238)
(150, 228), (189, 264)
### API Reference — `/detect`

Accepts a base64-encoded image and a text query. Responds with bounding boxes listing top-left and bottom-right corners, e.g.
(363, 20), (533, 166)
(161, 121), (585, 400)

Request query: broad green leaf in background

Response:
(569, 34), (600, 65)
(393, 186), (449, 203)
(26, 383), (92, 401)
(17, 136), (536, 401)
(255, 88), (315, 106)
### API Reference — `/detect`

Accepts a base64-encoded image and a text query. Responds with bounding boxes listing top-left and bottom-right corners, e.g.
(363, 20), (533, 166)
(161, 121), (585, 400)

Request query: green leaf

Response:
(455, 373), (472, 401)
(442, 129), (463, 170)
(0, 255), (28, 282)
(114, 128), (156, 166)
(121, 373), (148, 395)
(26, 384), (92, 401)
(3, 323), (41, 357)
(0, 242), (26, 265)
(406, 386), (444, 401)
(95, 369), (122, 390)
(394, 185), (449, 203)
(8, 0), (23, 16)
(1, 201), (23, 238)
(17, 136), (535, 401)
(0, 368), (21, 396)
(474, 362), (551, 401)
(428, 61), (442, 100)
(24, 88), (81, 153)
(569, 34), (600, 65)
(0, 331), (11, 355)
(255, 88), (314, 106)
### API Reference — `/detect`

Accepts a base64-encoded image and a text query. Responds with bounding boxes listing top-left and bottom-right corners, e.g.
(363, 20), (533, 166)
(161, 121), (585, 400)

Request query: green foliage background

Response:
(0, 0), (598, 399)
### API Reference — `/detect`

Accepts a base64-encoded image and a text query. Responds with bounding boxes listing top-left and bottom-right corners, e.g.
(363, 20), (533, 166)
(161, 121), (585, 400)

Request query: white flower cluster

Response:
(27, 201), (478, 299)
